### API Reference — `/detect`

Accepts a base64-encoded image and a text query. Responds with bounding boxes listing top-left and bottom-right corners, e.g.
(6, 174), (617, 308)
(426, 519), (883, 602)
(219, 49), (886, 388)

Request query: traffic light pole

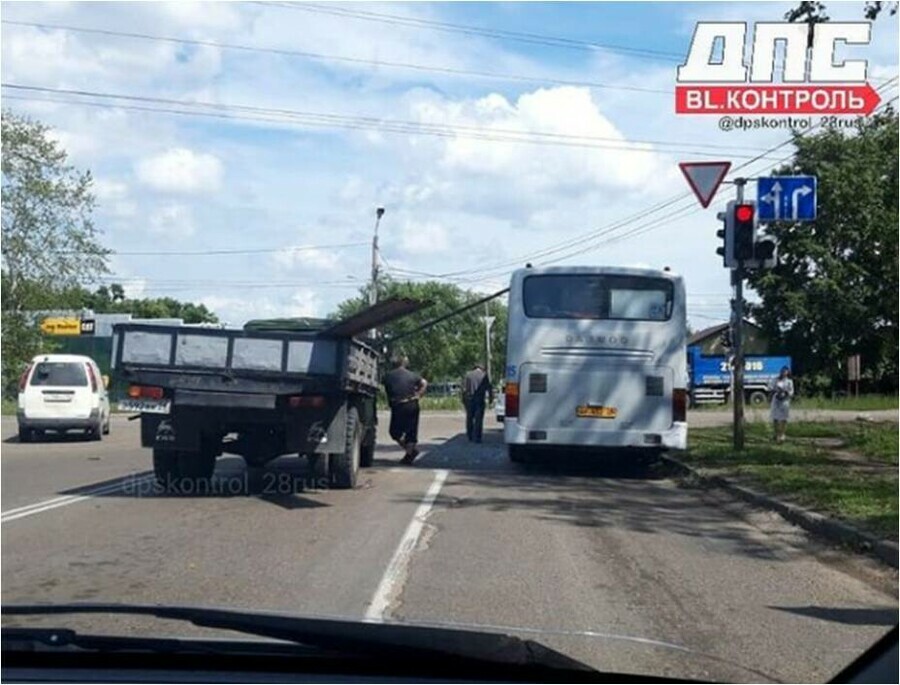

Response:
(732, 178), (746, 451)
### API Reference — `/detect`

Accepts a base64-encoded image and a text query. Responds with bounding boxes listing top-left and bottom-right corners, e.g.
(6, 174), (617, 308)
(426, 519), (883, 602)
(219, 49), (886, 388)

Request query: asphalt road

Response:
(2, 412), (897, 682)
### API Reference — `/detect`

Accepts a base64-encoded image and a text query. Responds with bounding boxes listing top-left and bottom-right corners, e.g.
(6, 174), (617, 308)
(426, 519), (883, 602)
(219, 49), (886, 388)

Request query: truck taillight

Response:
(128, 385), (164, 400)
(86, 363), (98, 393)
(673, 388), (687, 423)
(289, 395), (326, 408)
(18, 364), (33, 392)
(505, 382), (519, 418)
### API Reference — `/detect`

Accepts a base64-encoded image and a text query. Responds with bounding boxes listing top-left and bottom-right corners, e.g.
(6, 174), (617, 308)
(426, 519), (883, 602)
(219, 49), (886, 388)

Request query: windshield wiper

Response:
(2, 602), (593, 673)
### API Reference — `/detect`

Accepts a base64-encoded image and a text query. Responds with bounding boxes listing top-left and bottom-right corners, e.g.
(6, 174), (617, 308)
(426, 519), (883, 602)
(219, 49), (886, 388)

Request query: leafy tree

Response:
(68, 284), (219, 324)
(1, 110), (110, 395)
(333, 277), (507, 384)
(785, 1), (897, 22)
(747, 112), (899, 392)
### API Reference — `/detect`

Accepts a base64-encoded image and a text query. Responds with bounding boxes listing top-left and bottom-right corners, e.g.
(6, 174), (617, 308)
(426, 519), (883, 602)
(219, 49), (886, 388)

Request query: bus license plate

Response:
(576, 405), (617, 419)
(118, 399), (171, 414)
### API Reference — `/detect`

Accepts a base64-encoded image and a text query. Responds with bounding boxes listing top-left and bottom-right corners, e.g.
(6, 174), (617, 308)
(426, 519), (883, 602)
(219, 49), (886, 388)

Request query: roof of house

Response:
(688, 319), (761, 346)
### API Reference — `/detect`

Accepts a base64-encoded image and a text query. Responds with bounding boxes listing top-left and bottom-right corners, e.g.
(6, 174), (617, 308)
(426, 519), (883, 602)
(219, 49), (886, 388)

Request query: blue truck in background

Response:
(687, 345), (792, 407)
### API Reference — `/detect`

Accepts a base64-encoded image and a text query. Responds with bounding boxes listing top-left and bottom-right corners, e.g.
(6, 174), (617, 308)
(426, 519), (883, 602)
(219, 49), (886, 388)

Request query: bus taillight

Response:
(673, 388), (687, 422)
(505, 382), (519, 418)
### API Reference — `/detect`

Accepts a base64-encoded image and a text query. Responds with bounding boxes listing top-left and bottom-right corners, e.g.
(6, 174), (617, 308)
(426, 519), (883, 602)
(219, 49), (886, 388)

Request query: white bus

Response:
(503, 266), (687, 461)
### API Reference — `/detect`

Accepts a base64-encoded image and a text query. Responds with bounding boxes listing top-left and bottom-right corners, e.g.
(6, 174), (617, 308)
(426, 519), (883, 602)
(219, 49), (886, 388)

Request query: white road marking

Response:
(365, 468), (449, 620)
(1, 474), (155, 524)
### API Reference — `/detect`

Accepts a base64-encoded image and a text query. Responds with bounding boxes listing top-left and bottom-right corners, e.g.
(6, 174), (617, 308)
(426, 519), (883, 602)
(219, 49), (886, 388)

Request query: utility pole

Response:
(369, 207), (385, 339)
(481, 303), (496, 384)
(732, 178), (746, 451)
(370, 207), (385, 308)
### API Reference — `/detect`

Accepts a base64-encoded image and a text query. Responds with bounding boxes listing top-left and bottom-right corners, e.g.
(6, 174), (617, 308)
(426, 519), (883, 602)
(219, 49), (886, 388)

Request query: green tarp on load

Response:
(243, 317), (333, 333)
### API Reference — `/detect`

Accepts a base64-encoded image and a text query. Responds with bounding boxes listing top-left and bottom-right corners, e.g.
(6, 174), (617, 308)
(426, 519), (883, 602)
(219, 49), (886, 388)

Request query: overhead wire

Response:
(385, 78), (899, 285)
(0, 84), (784, 158)
(257, 1), (685, 62)
(0, 19), (675, 96)
(58, 241), (368, 257)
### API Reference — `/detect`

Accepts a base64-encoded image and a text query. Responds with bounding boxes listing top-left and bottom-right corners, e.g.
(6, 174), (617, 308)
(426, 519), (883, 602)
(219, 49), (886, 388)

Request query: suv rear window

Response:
(523, 274), (674, 321)
(30, 362), (88, 387)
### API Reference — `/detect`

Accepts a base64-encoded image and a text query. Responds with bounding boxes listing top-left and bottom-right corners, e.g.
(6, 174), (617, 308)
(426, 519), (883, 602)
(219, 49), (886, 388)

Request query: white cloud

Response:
(407, 86), (666, 194)
(93, 178), (137, 218)
(290, 289), (322, 318)
(400, 220), (450, 254)
(120, 278), (147, 299)
(148, 204), (196, 238)
(136, 148), (224, 194)
(199, 289), (322, 326)
(272, 246), (340, 271)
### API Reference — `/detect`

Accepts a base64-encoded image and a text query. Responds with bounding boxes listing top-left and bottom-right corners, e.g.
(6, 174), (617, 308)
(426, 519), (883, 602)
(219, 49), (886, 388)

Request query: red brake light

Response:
(18, 364), (33, 392)
(505, 382), (519, 418)
(86, 363), (98, 393)
(143, 386), (164, 400)
(673, 388), (687, 423)
(128, 385), (163, 400)
(735, 204), (754, 223)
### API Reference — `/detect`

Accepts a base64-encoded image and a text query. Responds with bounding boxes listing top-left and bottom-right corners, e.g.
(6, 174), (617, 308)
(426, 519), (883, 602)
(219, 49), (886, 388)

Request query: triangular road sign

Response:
(679, 161), (731, 208)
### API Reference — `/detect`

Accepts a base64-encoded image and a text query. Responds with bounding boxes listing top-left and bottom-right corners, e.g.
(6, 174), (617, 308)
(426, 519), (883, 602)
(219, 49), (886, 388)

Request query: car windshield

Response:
(1, 2), (897, 684)
(29, 362), (88, 387)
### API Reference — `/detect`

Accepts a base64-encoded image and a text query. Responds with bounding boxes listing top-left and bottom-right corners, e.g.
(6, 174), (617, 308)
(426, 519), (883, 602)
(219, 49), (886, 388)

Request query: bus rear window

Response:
(523, 275), (673, 321)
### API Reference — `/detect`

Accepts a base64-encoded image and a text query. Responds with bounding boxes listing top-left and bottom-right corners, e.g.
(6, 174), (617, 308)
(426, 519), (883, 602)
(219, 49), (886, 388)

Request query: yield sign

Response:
(678, 161), (731, 208)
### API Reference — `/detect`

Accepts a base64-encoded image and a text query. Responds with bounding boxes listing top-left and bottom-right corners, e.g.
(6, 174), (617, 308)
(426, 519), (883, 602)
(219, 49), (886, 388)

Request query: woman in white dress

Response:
(769, 366), (794, 443)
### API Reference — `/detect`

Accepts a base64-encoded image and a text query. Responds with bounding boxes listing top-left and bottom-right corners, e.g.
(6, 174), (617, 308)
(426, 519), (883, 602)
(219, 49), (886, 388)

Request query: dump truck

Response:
(111, 299), (426, 490)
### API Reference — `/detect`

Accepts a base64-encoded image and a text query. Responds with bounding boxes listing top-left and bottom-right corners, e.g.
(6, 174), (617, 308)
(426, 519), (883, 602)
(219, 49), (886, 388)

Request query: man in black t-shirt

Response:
(383, 355), (428, 464)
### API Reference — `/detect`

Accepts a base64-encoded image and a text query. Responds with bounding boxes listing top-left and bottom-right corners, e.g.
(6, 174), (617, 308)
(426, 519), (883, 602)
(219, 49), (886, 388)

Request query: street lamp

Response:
(369, 207), (385, 340)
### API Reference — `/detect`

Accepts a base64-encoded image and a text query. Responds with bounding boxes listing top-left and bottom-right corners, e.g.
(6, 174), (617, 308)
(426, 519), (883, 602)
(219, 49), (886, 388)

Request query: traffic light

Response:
(715, 205), (735, 268)
(733, 202), (756, 261)
(753, 235), (777, 269)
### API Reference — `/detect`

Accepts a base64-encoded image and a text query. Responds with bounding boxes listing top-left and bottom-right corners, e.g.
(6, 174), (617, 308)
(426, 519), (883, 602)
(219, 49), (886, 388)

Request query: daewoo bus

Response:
(503, 266), (687, 461)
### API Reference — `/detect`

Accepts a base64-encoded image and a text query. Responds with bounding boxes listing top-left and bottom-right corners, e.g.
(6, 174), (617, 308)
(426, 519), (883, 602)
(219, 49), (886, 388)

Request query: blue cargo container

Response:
(687, 345), (791, 407)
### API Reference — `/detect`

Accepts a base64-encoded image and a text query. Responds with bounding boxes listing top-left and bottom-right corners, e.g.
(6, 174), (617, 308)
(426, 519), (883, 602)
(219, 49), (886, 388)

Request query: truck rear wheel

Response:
(360, 426), (375, 468)
(153, 448), (180, 487)
(308, 454), (330, 484)
(178, 449), (216, 481)
(330, 406), (361, 489)
(748, 390), (768, 406)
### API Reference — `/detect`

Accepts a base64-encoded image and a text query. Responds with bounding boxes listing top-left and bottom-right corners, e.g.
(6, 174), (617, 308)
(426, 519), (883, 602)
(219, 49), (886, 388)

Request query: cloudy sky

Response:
(2, 1), (897, 327)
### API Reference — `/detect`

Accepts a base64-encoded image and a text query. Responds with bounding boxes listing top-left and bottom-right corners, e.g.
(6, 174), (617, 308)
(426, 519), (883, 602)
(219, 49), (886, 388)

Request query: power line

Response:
(58, 241), (368, 256)
(400, 83), (898, 283)
(258, 2), (685, 62)
(0, 19), (675, 96)
(1, 84), (781, 157)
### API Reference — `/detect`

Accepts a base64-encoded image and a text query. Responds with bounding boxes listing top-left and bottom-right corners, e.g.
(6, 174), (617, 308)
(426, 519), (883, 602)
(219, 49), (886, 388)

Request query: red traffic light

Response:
(735, 204), (754, 223)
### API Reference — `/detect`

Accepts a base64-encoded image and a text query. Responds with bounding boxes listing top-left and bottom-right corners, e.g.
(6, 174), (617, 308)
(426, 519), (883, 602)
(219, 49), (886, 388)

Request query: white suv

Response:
(17, 354), (111, 442)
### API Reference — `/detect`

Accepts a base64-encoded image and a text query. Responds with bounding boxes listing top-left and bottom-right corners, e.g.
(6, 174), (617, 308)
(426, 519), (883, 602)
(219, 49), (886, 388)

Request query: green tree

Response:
(785, 1), (897, 22)
(67, 284), (219, 324)
(1, 110), (110, 395)
(333, 277), (507, 384)
(747, 112), (899, 392)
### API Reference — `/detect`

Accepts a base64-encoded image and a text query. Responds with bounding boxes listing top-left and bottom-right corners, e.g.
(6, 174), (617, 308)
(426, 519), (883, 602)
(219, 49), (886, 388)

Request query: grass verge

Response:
(683, 421), (898, 538)
(691, 394), (898, 412)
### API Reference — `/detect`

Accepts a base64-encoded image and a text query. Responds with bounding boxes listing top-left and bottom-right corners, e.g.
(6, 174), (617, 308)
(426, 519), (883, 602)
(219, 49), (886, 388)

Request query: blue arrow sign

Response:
(757, 176), (817, 222)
